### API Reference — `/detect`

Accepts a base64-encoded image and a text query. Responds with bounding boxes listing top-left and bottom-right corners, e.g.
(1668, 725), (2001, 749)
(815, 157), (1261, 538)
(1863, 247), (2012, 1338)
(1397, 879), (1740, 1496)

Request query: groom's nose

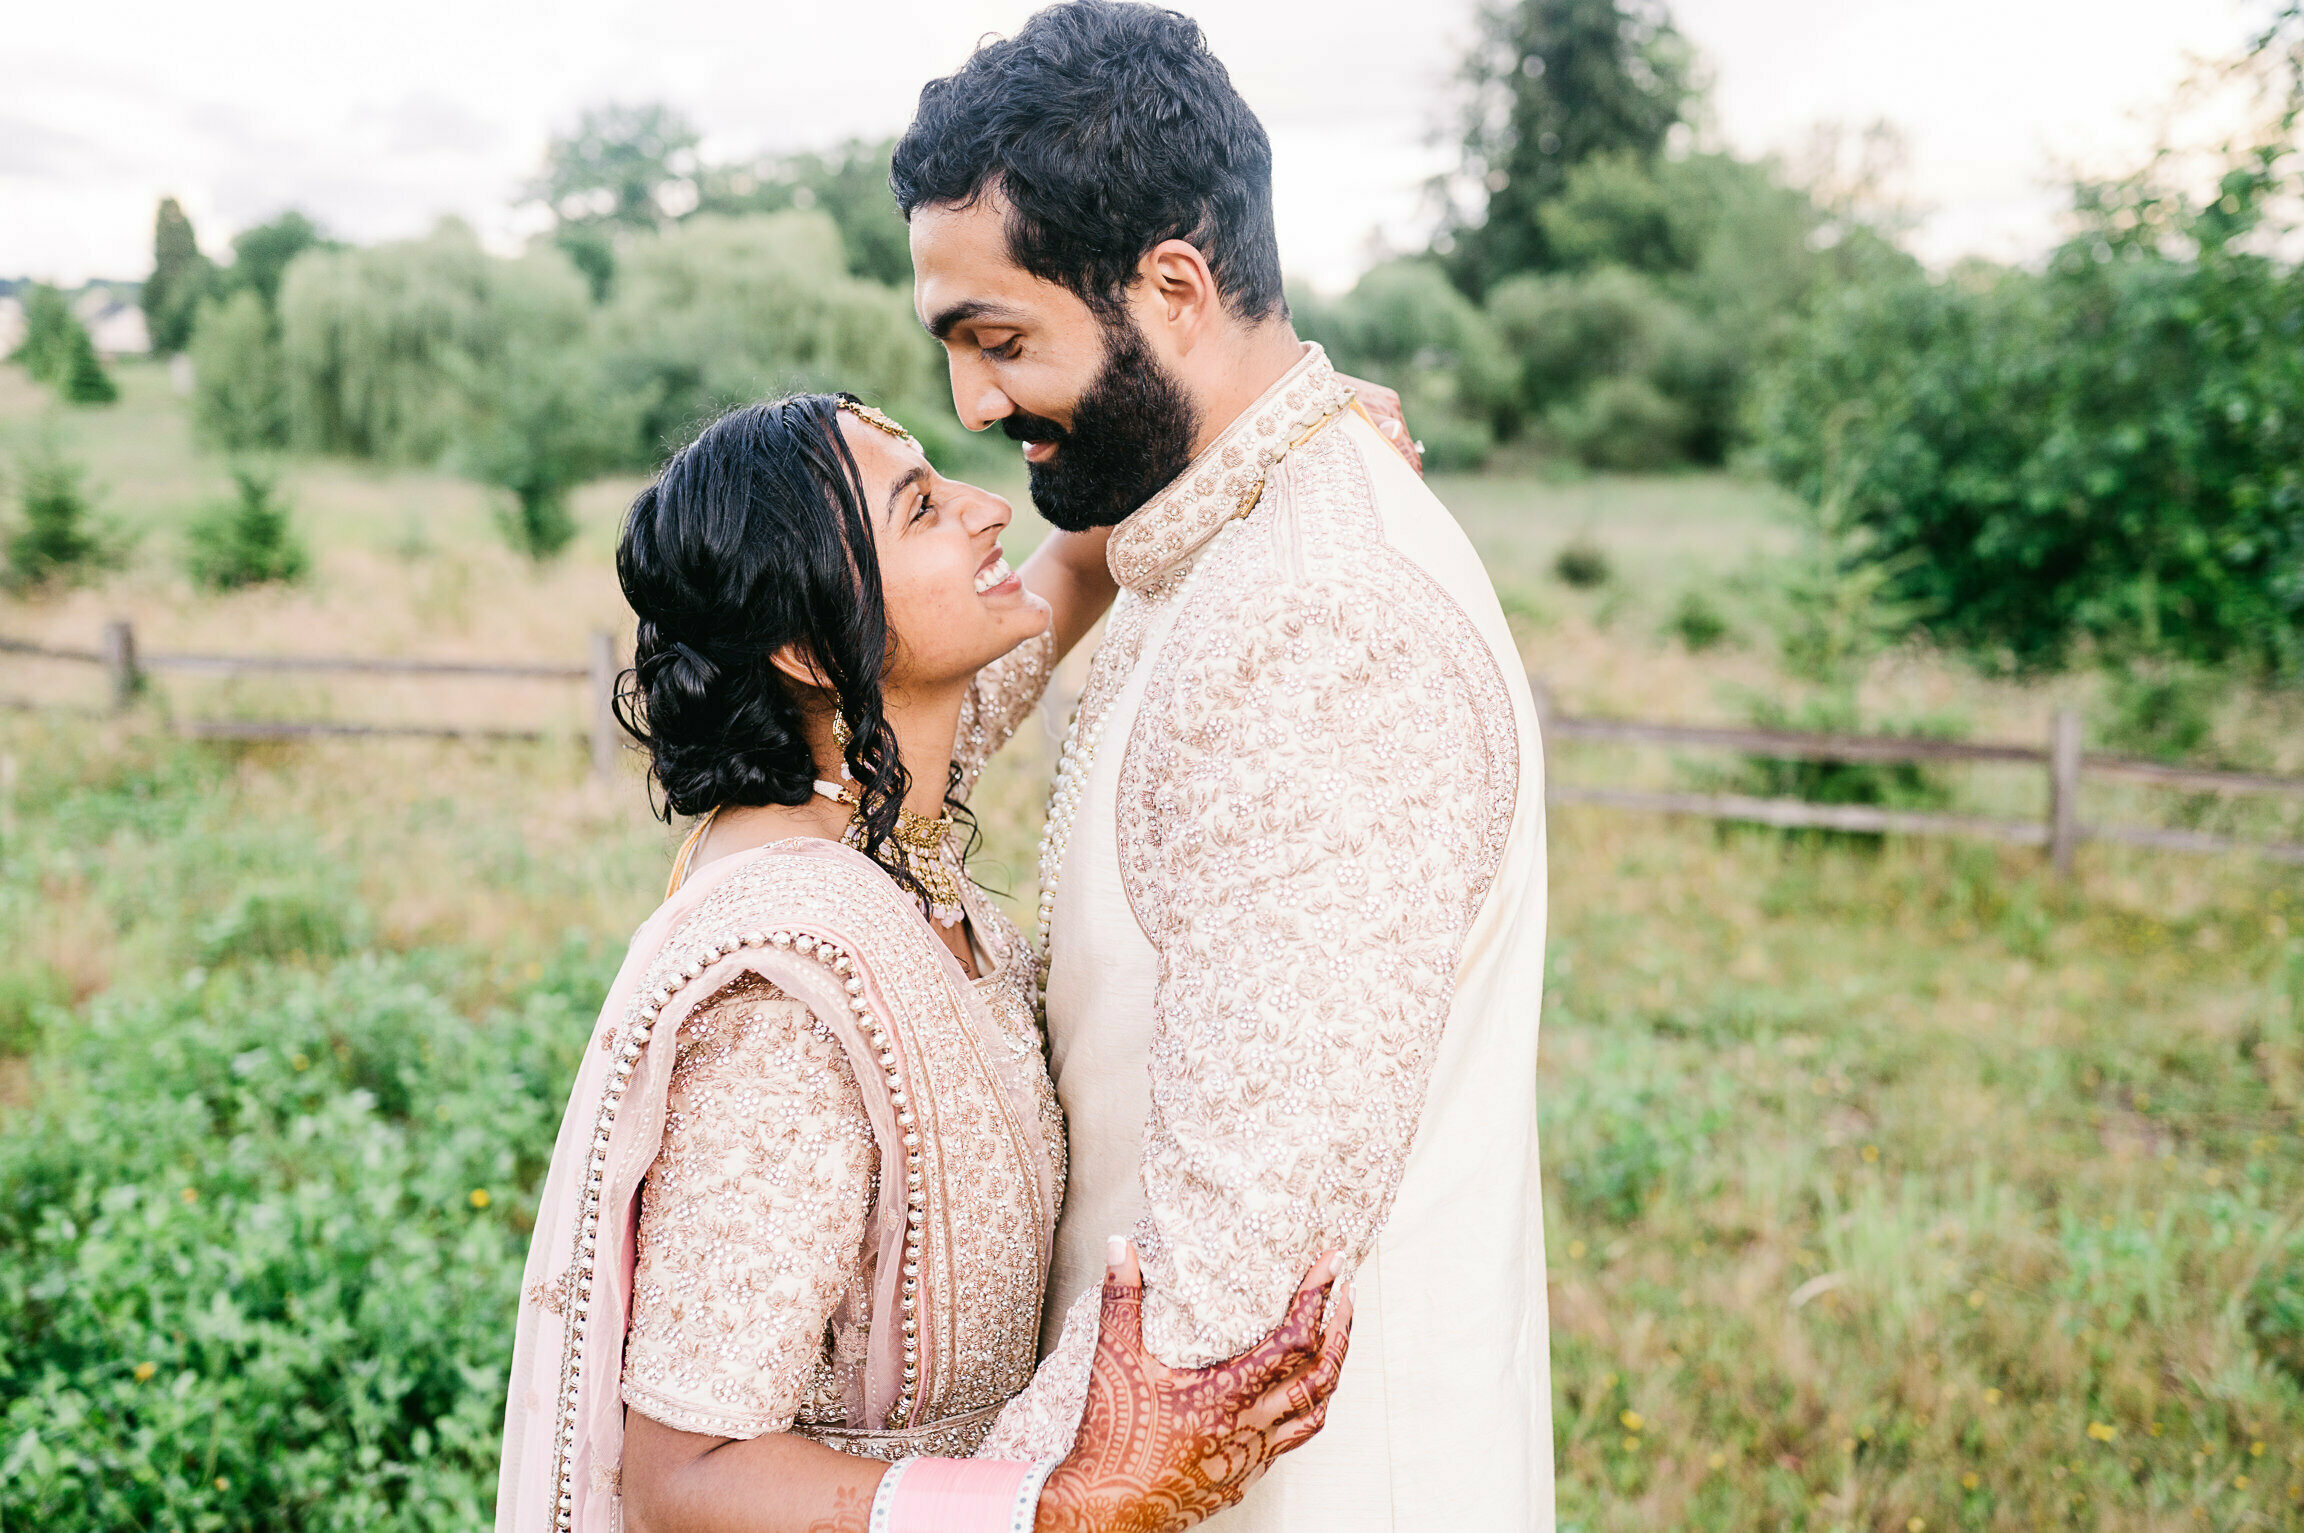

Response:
(946, 352), (1013, 435)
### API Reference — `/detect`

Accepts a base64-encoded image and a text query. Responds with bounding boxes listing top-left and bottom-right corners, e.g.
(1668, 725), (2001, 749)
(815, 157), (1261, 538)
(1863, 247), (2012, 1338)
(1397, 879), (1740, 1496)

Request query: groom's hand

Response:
(1034, 1239), (1353, 1533)
(1333, 373), (1424, 477)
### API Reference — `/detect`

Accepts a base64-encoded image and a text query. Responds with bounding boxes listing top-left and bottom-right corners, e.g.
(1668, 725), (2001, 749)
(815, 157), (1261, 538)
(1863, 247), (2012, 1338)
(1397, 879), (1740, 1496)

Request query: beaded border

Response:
(546, 927), (929, 1530)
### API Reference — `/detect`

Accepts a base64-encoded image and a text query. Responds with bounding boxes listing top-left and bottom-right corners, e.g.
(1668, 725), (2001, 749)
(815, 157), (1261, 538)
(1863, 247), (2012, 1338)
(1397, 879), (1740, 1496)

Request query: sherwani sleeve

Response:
(1121, 569), (1504, 1368)
(952, 628), (1056, 802)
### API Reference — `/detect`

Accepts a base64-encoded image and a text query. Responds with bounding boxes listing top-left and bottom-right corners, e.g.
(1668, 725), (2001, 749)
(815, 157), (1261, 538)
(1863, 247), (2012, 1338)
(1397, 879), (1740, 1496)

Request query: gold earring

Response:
(831, 707), (852, 752)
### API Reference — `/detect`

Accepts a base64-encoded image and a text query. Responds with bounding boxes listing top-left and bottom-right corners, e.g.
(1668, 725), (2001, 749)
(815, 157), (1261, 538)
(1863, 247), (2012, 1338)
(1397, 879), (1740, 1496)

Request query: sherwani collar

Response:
(1104, 342), (1353, 593)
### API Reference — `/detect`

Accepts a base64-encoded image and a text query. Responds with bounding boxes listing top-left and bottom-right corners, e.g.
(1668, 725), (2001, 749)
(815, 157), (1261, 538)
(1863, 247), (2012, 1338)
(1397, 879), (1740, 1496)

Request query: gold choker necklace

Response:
(814, 779), (968, 928)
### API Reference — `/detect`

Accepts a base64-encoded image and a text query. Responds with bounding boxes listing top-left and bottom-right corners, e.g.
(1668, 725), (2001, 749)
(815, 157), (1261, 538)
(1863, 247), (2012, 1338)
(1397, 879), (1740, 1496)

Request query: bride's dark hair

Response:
(614, 393), (934, 891)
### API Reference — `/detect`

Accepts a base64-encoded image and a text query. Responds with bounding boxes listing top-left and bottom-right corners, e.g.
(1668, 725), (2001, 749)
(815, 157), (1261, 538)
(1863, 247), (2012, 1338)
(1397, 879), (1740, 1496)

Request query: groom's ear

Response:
(1140, 238), (1223, 355)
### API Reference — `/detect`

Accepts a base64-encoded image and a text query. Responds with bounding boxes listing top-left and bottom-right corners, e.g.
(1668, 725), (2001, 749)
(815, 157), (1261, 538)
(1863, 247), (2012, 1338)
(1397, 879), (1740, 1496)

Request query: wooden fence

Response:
(7, 621), (2304, 869)
(2, 620), (623, 780)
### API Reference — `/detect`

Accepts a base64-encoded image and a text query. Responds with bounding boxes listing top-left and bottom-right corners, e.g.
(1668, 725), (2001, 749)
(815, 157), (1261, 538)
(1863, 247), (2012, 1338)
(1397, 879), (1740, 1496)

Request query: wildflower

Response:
(1706, 1452), (1727, 1470)
(2088, 1422), (2117, 1442)
(1862, 1144), (1880, 1163)
(214, 1478), (229, 1492)
(2233, 1475), (2250, 1490)
(180, 1187), (198, 1205)
(469, 1188), (492, 1209)
(2251, 1441), (2265, 1457)
(1907, 1519), (1926, 1532)
(133, 1362), (157, 1382)
(2150, 1422), (2163, 1436)
(1567, 1240), (1586, 1259)
(1619, 1411), (1644, 1432)
(1623, 1435), (1641, 1451)
(2205, 1168), (2223, 1187)
(1967, 1289), (1983, 1309)
(291, 1053), (310, 1071)
(1983, 1387), (2001, 1405)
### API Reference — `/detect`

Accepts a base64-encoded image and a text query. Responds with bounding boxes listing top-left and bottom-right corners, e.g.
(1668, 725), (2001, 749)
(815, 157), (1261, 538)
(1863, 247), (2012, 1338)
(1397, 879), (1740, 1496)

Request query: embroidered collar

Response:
(1104, 343), (1352, 593)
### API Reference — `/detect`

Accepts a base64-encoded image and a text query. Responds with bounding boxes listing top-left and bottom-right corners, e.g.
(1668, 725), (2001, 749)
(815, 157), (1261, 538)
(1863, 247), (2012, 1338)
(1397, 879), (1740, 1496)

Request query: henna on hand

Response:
(1035, 1242), (1354, 1533)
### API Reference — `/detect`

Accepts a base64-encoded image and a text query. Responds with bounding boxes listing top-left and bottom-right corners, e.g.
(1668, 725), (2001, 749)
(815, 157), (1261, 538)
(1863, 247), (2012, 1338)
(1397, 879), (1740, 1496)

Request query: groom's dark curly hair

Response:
(890, 0), (1287, 325)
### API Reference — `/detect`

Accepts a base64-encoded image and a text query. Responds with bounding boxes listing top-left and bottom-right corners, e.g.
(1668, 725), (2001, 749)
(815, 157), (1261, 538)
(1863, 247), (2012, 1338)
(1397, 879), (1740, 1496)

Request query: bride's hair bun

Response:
(614, 395), (922, 879)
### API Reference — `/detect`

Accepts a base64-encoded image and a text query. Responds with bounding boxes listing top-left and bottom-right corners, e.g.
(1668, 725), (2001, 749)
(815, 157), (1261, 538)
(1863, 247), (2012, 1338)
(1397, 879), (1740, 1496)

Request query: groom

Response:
(895, 4), (1553, 1527)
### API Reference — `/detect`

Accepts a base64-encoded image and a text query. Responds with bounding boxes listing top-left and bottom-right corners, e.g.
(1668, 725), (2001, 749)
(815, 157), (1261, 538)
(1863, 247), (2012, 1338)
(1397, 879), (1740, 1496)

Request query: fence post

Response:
(2048, 707), (2082, 875)
(588, 630), (618, 783)
(100, 619), (140, 712)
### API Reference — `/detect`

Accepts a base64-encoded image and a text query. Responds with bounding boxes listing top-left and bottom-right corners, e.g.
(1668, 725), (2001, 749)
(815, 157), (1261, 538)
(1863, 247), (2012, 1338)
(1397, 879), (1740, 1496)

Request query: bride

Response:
(496, 394), (1350, 1533)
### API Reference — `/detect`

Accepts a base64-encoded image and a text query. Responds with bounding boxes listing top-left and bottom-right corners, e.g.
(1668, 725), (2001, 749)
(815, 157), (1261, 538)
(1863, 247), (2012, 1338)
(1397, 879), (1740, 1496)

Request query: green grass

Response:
(4, 362), (2303, 1530)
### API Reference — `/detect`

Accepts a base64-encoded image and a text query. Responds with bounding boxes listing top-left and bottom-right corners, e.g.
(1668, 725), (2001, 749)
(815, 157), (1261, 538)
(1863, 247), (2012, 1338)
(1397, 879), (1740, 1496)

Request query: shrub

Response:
(4, 445), (116, 590)
(1755, 159), (2304, 672)
(1666, 587), (1730, 650)
(196, 877), (364, 965)
(1486, 268), (1730, 468)
(0, 953), (604, 1532)
(185, 467), (310, 590)
(452, 337), (632, 563)
(1553, 535), (1612, 588)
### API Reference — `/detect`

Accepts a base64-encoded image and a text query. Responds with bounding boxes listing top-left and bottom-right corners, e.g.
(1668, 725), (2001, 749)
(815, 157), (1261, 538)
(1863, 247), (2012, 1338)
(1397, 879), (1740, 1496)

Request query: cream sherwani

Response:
(980, 345), (1553, 1530)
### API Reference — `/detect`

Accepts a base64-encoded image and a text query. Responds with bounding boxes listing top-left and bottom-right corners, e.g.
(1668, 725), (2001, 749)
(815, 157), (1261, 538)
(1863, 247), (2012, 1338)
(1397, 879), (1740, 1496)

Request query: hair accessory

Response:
(838, 397), (923, 453)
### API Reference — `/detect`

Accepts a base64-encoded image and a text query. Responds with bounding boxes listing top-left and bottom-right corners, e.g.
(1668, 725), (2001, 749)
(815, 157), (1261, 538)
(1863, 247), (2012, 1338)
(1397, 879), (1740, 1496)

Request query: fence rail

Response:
(9, 621), (2304, 867)
(4, 620), (621, 778)
(1534, 691), (2304, 870)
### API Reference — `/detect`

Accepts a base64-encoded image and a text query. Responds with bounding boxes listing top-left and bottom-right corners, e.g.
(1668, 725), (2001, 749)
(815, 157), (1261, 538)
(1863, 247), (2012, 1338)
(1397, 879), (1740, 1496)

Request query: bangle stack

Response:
(870, 1456), (1059, 1533)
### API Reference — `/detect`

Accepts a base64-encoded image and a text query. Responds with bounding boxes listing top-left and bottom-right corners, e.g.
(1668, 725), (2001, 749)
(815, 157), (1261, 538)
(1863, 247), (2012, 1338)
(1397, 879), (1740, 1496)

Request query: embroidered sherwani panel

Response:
(990, 347), (1554, 1531)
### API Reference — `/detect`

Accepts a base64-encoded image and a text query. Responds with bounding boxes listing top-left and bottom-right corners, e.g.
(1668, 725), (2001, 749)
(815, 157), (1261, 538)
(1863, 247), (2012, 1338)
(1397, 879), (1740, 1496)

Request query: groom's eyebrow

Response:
(924, 298), (1024, 340)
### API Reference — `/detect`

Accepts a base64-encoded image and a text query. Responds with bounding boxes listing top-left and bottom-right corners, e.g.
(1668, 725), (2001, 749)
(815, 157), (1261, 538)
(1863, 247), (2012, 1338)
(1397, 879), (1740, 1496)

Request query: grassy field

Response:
(3, 363), (2302, 1530)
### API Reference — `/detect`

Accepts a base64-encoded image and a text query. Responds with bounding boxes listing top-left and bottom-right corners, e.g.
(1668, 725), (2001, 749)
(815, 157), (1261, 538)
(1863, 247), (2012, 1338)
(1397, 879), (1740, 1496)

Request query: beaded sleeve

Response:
(952, 629), (1057, 799)
(1111, 433), (1519, 1369)
(620, 975), (876, 1439)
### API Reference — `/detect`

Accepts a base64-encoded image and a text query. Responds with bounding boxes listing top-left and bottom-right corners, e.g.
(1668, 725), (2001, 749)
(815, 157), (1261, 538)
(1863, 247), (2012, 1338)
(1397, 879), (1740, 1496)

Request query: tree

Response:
(227, 211), (332, 315)
(1443, 0), (1695, 295)
(529, 103), (701, 234)
(4, 442), (115, 589)
(144, 197), (215, 353)
(597, 211), (939, 461)
(278, 222), (593, 464)
(453, 337), (631, 561)
(184, 466), (309, 589)
(190, 289), (290, 452)
(698, 138), (914, 287)
(9, 285), (116, 406)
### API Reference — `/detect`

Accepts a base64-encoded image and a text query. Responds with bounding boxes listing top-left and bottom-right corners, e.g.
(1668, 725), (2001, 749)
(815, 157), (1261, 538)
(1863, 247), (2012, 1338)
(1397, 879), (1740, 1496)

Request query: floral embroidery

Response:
(1106, 410), (1519, 1368)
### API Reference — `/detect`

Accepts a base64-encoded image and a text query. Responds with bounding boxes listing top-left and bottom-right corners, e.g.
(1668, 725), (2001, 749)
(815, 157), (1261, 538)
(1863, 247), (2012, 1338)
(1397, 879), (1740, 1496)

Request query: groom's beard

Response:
(1003, 320), (1199, 532)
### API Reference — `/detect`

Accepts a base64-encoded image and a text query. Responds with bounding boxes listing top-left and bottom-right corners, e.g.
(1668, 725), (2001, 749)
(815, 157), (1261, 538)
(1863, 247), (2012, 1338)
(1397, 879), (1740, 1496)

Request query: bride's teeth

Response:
(973, 556), (1012, 594)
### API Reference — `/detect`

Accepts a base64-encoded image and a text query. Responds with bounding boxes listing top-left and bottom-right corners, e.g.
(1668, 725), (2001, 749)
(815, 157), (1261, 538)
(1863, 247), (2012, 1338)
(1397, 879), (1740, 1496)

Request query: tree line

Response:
(14, 0), (2304, 677)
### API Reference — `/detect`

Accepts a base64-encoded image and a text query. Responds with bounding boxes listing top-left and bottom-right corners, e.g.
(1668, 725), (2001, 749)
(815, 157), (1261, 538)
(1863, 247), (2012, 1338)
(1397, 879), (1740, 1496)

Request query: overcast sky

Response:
(1, 0), (2264, 291)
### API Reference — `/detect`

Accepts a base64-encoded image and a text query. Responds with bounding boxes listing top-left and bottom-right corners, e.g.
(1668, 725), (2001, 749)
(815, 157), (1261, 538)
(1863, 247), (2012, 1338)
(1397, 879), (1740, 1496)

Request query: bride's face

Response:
(837, 414), (1051, 696)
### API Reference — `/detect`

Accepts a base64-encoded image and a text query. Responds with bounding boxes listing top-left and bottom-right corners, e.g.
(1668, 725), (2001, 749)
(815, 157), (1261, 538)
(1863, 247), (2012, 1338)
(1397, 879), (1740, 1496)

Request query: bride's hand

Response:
(1332, 373), (1424, 477)
(1033, 1239), (1353, 1533)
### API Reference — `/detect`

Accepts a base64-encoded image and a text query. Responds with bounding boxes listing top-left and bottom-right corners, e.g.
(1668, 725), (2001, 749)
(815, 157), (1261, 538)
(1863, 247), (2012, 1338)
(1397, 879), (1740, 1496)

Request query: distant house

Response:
(74, 287), (151, 357)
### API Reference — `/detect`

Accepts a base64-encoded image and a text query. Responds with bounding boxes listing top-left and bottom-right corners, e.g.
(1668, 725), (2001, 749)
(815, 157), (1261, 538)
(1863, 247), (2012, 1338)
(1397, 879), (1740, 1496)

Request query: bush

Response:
(1291, 259), (1502, 471)
(1553, 535), (1612, 588)
(1487, 268), (1730, 468)
(0, 953), (602, 1532)
(2095, 663), (2225, 763)
(1755, 160), (2304, 672)
(4, 445), (116, 590)
(185, 467), (310, 590)
(1666, 587), (1730, 650)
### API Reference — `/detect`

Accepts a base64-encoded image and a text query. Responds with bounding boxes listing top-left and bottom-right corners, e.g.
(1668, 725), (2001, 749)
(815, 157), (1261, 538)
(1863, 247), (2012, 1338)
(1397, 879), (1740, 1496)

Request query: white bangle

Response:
(1007, 1458), (1061, 1533)
(869, 1457), (920, 1533)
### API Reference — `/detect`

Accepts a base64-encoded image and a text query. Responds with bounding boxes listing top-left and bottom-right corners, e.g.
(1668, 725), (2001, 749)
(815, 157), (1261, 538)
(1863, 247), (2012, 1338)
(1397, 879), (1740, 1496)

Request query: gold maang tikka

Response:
(837, 397), (921, 452)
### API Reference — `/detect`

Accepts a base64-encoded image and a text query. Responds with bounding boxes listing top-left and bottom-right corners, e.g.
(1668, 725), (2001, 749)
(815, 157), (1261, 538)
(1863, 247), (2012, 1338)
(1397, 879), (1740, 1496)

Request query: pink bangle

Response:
(870, 1456), (1056, 1533)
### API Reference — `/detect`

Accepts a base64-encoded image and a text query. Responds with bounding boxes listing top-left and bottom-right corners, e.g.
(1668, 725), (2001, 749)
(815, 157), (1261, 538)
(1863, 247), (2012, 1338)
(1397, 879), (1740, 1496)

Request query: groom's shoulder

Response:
(1274, 412), (1515, 644)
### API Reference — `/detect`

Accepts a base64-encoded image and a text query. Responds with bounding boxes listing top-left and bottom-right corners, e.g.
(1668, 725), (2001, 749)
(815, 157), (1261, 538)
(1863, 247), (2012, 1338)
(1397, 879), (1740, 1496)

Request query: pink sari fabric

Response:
(495, 839), (1061, 1532)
